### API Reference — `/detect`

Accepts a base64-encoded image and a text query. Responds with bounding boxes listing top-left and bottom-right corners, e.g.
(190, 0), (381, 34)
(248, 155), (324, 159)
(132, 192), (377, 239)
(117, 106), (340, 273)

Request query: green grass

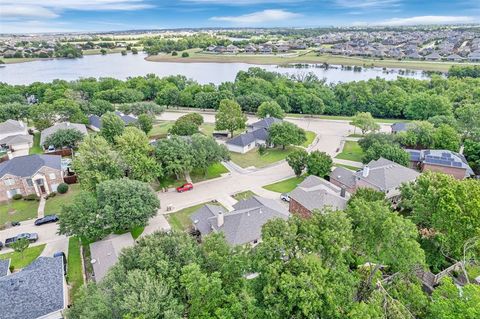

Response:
(302, 131), (316, 147)
(335, 141), (364, 163)
(263, 176), (306, 193)
(232, 190), (257, 201)
(334, 163), (361, 171)
(199, 123), (215, 137)
(166, 201), (223, 232)
(149, 121), (174, 138)
(29, 132), (43, 155)
(348, 134), (364, 138)
(0, 199), (39, 224)
(191, 163), (229, 183)
(229, 147), (297, 168)
(131, 226), (145, 239)
(44, 184), (80, 214)
(0, 244), (46, 270)
(67, 237), (83, 301)
(156, 175), (187, 190)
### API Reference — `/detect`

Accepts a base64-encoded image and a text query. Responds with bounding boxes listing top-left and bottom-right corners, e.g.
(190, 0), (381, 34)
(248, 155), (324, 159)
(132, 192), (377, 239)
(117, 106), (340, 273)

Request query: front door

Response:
(36, 179), (46, 194)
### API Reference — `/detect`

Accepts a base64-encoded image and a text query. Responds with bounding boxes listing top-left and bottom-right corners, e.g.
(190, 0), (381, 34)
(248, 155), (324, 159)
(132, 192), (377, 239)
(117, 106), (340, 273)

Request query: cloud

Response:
(183, 0), (302, 5)
(211, 9), (301, 25)
(1, 5), (59, 19)
(335, 0), (400, 9)
(377, 15), (475, 26)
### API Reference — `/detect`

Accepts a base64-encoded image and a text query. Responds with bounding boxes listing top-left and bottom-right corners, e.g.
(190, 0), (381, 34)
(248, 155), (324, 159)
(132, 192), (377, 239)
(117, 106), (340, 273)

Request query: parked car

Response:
(54, 251), (67, 275)
(34, 214), (59, 226)
(176, 183), (193, 193)
(0, 241), (3, 250)
(280, 193), (291, 202)
(5, 233), (38, 247)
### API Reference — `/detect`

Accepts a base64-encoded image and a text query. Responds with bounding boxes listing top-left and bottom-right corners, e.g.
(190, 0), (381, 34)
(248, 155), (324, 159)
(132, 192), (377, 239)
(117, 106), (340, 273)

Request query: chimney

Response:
(362, 165), (370, 178)
(340, 186), (346, 198)
(217, 211), (224, 228)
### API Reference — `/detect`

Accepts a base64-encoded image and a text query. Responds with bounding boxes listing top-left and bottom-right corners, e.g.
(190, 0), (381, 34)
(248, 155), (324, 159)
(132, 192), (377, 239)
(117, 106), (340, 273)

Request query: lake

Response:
(0, 53), (428, 85)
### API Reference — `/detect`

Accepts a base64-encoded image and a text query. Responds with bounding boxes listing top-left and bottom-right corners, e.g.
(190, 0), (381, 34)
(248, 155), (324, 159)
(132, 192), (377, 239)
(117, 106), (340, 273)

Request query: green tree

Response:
(169, 113), (204, 136)
(306, 151), (333, 177)
(10, 238), (29, 260)
(43, 128), (85, 149)
(286, 148), (308, 177)
(268, 122), (306, 150)
(256, 101), (285, 119)
(155, 136), (193, 179)
(190, 134), (229, 176)
(136, 113), (154, 135)
(100, 112), (125, 144)
(464, 138), (480, 174)
(350, 112), (380, 135)
(88, 99), (114, 116)
(455, 103), (480, 139)
(363, 142), (410, 166)
(405, 93), (452, 120)
(215, 99), (247, 137)
(433, 124), (461, 152)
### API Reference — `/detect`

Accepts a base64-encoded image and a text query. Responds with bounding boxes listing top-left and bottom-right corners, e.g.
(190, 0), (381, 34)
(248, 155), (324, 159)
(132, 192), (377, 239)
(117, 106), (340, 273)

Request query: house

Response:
(0, 120), (32, 159)
(88, 111), (137, 131)
(0, 154), (63, 202)
(289, 175), (349, 218)
(90, 233), (135, 282)
(40, 122), (88, 150)
(406, 149), (474, 180)
(425, 52), (442, 61)
(330, 158), (420, 199)
(226, 117), (282, 154)
(225, 44), (239, 54)
(391, 122), (410, 134)
(446, 54), (464, 62)
(467, 51), (480, 62)
(190, 196), (289, 246)
(0, 257), (67, 319)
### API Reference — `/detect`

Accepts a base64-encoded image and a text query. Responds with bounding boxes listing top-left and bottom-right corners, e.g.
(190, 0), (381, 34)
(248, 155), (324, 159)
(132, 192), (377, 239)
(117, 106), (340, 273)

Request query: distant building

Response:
(226, 117), (282, 154)
(406, 149), (474, 180)
(40, 122), (88, 150)
(88, 111), (137, 131)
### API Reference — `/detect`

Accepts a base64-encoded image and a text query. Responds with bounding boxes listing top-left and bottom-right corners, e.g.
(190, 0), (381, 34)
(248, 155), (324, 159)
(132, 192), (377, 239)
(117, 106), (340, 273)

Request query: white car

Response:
(280, 193), (290, 202)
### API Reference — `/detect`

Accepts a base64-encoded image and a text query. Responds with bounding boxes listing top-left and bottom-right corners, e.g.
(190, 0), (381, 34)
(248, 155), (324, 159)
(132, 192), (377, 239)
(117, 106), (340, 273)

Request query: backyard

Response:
(0, 244), (46, 270)
(335, 141), (364, 163)
(0, 199), (39, 224)
(165, 201), (224, 232)
(29, 132), (43, 155)
(263, 176), (306, 193)
(67, 237), (83, 301)
(230, 147), (297, 168)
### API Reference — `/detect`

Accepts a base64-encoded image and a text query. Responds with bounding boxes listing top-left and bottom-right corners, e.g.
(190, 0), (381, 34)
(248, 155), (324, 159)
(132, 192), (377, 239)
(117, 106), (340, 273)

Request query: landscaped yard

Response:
(166, 201), (224, 232)
(0, 199), (39, 224)
(44, 184), (80, 214)
(0, 244), (46, 270)
(232, 190), (256, 201)
(191, 163), (229, 183)
(335, 141), (364, 163)
(230, 147), (297, 168)
(149, 121), (173, 138)
(29, 132), (43, 154)
(334, 163), (361, 171)
(67, 237), (83, 301)
(263, 176), (306, 193)
(302, 131), (316, 147)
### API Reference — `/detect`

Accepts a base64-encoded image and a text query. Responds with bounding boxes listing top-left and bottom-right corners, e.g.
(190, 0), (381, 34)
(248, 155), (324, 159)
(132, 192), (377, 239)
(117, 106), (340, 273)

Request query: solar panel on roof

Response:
(452, 162), (463, 167)
(441, 152), (452, 158)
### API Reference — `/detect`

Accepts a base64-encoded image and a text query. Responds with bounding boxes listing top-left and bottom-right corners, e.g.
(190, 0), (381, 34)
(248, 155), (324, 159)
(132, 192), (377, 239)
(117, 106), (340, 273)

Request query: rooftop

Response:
(0, 120), (26, 135)
(40, 122), (87, 146)
(407, 149), (474, 177)
(0, 154), (62, 178)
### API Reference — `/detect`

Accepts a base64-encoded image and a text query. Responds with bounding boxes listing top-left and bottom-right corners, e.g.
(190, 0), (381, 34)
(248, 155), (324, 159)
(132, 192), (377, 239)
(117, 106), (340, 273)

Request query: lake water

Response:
(0, 53), (428, 85)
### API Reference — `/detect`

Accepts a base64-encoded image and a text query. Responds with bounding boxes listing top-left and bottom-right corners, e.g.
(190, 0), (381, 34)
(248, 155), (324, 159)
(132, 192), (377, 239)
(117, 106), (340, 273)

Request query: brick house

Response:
(0, 154), (64, 202)
(0, 119), (33, 159)
(289, 175), (349, 218)
(406, 149), (474, 180)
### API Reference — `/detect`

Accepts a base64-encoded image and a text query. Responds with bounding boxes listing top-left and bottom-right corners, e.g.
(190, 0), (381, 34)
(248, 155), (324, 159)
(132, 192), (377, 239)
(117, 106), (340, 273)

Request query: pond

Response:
(0, 53), (428, 85)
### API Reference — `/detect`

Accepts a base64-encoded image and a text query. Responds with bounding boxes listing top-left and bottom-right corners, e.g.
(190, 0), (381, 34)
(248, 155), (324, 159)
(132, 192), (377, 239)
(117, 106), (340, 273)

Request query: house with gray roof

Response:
(190, 196), (289, 246)
(0, 154), (63, 202)
(90, 233), (135, 282)
(0, 256), (67, 319)
(289, 175), (349, 218)
(406, 149), (474, 180)
(330, 158), (420, 199)
(88, 111), (137, 132)
(226, 117), (282, 154)
(40, 122), (87, 150)
(0, 120), (32, 159)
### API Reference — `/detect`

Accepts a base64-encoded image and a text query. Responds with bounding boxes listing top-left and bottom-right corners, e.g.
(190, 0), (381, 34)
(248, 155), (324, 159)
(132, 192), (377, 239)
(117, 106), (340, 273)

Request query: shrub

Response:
(24, 194), (39, 201)
(46, 192), (57, 199)
(57, 183), (69, 194)
(171, 51), (178, 56)
(258, 144), (267, 155)
(9, 266), (14, 273)
(182, 52), (189, 58)
(12, 194), (23, 200)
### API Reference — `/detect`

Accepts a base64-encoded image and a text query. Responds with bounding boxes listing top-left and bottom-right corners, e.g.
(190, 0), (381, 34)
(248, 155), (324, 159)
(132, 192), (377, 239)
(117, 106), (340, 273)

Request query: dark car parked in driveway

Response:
(5, 233), (38, 247)
(34, 214), (59, 226)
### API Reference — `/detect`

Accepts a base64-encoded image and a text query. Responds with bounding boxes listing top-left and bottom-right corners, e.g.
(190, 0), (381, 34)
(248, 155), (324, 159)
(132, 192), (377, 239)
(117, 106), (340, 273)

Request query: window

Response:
(49, 173), (56, 180)
(4, 178), (15, 186)
(26, 179), (33, 187)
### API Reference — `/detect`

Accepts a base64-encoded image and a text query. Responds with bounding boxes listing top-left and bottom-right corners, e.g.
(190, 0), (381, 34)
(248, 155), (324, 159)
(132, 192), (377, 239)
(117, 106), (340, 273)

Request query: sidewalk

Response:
(37, 197), (45, 218)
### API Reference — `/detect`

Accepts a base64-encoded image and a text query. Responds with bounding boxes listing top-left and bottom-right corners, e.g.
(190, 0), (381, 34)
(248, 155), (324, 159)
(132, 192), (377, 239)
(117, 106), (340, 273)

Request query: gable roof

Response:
(0, 154), (62, 178)
(290, 175), (349, 212)
(0, 120), (26, 135)
(0, 134), (33, 146)
(0, 257), (65, 319)
(356, 158), (420, 191)
(0, 259), (10, 277)
(330, 167), (356, 188)
(226, 132), (256, 147)
(40, 122), (87, 146)
(190, 204), (227, 235)
(88, 112), (137, 129)
(249, 117), (282, 130)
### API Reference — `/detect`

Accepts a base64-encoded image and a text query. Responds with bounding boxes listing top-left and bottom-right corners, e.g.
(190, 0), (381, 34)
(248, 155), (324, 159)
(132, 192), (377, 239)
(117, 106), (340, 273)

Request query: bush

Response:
(171, 51), (178, 56)
(258, 144), (267, 155)
(12, 194), (23, 200)
(46, 192), (57, 199)
(57, 183), (69, 194)
(24, 194), (39, 201)
(182, 52), (189, 58)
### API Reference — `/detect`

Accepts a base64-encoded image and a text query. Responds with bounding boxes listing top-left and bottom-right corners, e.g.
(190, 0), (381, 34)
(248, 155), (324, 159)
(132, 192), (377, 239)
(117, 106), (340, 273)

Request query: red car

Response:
(176, 183), (193, 192)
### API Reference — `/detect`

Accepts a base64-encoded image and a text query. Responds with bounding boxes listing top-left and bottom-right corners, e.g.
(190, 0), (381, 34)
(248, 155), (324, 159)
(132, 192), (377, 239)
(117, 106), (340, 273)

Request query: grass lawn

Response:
(131, 226), (145, 239)
(191, 163), (229, 183)
(232, 190), (257, 201)
(29, 132), (43, 155)
(0, 199), (39, 224)
(302, 131), (316, 147)
(199, 123), (215, 137)
(44, 184), (80, 214)
(263, 176), (306, 193)
(67, 237), (83, 301)
(155, 175), (187, 191)
(335, 141), (364, 163)
(149, 121), (173, 138)
(0, 244), (46, 270)
(166, 201), (223, 232)
(229, 147), (297, 168)
(334, 163), (361, 171)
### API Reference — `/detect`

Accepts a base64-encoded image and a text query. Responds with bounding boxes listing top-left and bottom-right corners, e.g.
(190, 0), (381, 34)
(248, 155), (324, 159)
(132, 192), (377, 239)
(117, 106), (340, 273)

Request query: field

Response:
(166, 202), (224, 231)
(335, 141), (364, 163)
(229, 147), (297, 168)
(263, 176), (306, 193)
(0, 244), (46, 270)
(0, 199), (39, 224)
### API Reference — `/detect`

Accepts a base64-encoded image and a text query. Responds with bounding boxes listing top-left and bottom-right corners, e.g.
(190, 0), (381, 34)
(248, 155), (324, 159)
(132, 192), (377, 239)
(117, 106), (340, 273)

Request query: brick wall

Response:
(289, 199), (313, 219)
(422, 164), (467, 180)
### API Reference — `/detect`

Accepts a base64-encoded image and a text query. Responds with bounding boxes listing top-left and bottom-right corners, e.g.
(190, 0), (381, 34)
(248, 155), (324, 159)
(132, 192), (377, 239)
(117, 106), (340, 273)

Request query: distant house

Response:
(90, 233), (135, 282)
(467, 51), (480, 62)
(330, 158), (420, 199)
(406, 149), (474, 180)
(289, 175), (349, 218)
(425, 52), (442, 61)
(391, 122), (410, 134)
(226, 117), (282, 154)
(0, 154), (63, 202)
(225, 44), (239, 54)
(244, 44), (257, 53)
(0, 120), (32, 159)
(88, 111), (137, 132)
(40, 122), (88, 150)
(190, 196), (290, 246)
(446, 54), (464, 62)
(0, 257), (67, 319)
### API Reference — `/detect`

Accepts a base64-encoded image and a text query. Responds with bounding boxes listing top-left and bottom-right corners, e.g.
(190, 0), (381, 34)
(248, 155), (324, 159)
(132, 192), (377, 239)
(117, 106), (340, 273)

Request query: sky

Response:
(0, 0), (479, 34)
